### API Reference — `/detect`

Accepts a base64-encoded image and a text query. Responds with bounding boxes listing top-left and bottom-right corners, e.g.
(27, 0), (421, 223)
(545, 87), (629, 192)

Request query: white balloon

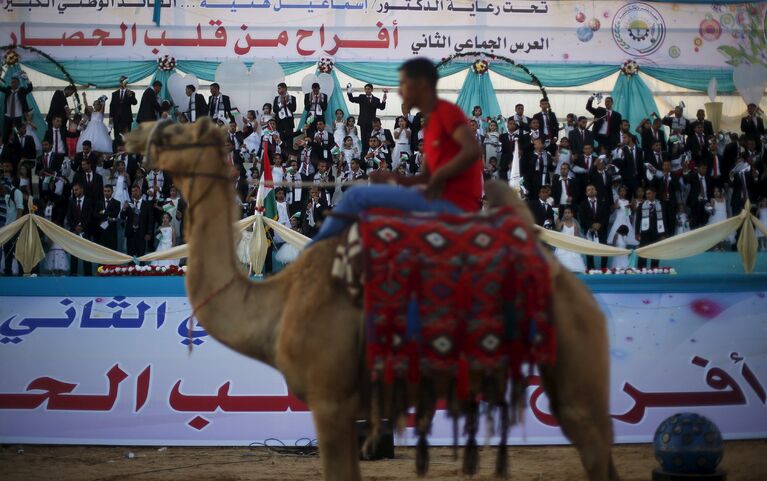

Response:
(707, 77), (718, 103)
(167, 73), (198, 107)
(317, 73), (335, 98)
(733, 63), (767, 106)
(214, 59), (285, 112)
(301, 73), (319, 94)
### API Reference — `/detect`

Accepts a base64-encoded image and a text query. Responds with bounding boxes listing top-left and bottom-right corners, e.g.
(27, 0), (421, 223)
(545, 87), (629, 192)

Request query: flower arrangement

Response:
(157, 55), (176, 72)
(98, 264), (186, 276)
(621, 60), (639, 77)
(3, 49), (19, 66)
(472, 59), (489, 75)
(317, 57), (334, 74)
(586, 267), (676, 275)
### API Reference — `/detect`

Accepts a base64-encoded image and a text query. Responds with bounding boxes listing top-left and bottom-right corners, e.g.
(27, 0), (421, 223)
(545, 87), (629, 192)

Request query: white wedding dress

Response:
(77, 111), (113, 153)
(152, 226), (178, 266)
(554, 223), (586, 272)
(607, 199), (638, 247)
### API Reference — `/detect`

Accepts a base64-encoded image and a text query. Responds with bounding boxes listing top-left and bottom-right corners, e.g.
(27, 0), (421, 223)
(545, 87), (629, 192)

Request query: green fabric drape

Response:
(335, 62), (467, 86)
(641, 67), (736, 93)
(612, 73), (660, 139)
(455, 71), (501, 119)
(493, 63), (618, 87)
(0, 64), (47, 148)
(23, 61), (158, 87)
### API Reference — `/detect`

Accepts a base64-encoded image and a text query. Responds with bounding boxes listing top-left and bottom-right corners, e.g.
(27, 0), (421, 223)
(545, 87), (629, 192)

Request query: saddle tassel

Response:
(462, 394), (479, 475)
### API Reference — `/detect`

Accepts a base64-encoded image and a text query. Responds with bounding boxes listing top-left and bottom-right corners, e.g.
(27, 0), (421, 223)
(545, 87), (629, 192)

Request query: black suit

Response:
(73, 170), (104, 200)
(93, 197), (121, 250)
(568, 128), (594, 162)
(67, 195), (94, 275)
(109, 88), (137, 139)
(303, 92), (328, 125)
(46, 89), (69, 127)
(35, 151), (65, 197)
(347, 93), (386, 154)
(586, 99), (622, 150)
(686, 172), (713, 228)
(578, 197), (609, 269)
(528, 198), (555, 228)
(7, 133), (36, 164)
(690, 119), (714, 138)
(72, 151), (97, 174)
(641, 128), (667, 153)
(498, 131), (520, 180)
(730, 168), (758, 216)
(121, 198), (154, 256)
(1, 82), (33, 141)
(43, 127), (68, 156)
(185, 93), (208, 122)
(551, 174), (576, 209)
(588, 169), (612, 205)
(686, 132), (710, 162)
(635, 201), (668, 269)
(207, 94), (232, 121)
(652, 172), (680, 232)
(523, 150), (554, 194)
(136, 87), (161, 124)
(532, 111), (559, 141)
(741, 115), (765, 150)
(273, 94), (297, 140)
(308, 129), (335, 164)
(615, 145), (643, 191)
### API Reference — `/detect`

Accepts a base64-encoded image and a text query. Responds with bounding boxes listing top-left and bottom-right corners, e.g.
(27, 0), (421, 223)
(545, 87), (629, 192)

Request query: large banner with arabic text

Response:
(1, 288), (765, 445)
(0, 1), (761, 66)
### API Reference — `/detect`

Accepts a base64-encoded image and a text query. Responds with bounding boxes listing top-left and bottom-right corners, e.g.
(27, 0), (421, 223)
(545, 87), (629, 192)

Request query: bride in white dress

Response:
(707, 187), (735, 247)
(554, 207), (586, 272)
(607, 186), (638, 247)
(76, 93), (114, 154)
(152, 212), (179, 267)
(332, 109), (347, 147)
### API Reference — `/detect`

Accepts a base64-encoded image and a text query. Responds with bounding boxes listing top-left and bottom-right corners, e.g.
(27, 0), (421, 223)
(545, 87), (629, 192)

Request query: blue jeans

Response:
(311, 184), (461, 244)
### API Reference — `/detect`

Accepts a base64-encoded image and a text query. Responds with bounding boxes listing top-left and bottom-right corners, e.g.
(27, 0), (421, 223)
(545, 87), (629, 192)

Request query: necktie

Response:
(606, 111), (611, 136)
(120, 90), (124, 101)
(213, 97), (218, 117)
(564, 178), (570, 196)
(654, 130), (658, 140)
(700, 176), (706, 199)
(87, 173), (91, 184)
(542, 114), (548, 135)
(712, 156), (719, 177)
(537, 154), (543, 172)
(699, 135), (704, 147)
(76, 199), (82, 217)
(54, 129), (60, 154)
(230, 133), (236, 146)
(367, 95), (372, 103)
(655, 153), (660, 165)
(591, 200), (596, 216)
(44, 153), (49, 169)
(581, 129), (585, 143)
(664, 175), (669, 200)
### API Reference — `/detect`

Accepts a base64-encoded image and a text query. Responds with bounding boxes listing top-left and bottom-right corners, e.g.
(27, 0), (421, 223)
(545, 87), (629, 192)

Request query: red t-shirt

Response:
(423, 99), (483, 212)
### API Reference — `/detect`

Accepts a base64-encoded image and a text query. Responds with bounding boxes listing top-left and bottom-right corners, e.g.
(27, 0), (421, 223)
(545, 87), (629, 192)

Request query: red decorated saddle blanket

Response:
(359, 206), (556, 395)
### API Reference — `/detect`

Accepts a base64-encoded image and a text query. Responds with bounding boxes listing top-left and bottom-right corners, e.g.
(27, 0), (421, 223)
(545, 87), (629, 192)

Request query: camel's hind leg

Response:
(312, 396), (363, 481)
(540, 269), (620, 481)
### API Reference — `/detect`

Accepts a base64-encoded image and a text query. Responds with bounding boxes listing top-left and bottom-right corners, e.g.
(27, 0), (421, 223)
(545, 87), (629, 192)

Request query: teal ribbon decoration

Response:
(455, 69), (502, 119)
(296, 69), (349, 131)
(628, 250), (638, 269)
(611, 72), (660, 142)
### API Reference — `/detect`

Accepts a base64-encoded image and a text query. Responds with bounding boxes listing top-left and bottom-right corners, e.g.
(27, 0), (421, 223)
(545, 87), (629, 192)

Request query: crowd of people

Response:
(0, 68), (766, 276)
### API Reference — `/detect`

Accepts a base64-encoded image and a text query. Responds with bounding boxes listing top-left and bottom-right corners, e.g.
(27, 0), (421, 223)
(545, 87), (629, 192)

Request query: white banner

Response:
(0, 1), (759, 65)
(0, 289), (766, 445)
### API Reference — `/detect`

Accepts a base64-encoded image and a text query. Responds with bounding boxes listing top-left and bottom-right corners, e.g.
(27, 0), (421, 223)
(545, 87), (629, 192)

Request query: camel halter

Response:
(144, 119), (238, 350)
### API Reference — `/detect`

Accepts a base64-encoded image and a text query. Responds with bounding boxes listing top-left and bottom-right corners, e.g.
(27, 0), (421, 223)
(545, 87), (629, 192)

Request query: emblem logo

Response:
(612, 2), (666, 57)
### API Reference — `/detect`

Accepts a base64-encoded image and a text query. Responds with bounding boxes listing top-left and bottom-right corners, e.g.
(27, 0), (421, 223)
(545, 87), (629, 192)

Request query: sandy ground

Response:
(1, 441), (766, 481)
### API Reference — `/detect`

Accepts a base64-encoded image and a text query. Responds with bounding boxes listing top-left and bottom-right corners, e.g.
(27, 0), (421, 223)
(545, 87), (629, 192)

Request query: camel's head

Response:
(125, 118), (229, 193)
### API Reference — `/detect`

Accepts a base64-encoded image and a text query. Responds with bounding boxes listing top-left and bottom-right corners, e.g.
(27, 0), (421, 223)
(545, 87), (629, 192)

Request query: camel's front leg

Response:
(311, 397), (362, 481)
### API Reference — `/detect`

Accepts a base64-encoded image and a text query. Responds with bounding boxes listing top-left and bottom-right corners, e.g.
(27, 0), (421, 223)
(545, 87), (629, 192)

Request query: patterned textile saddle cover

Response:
(337, 206), (556, 477)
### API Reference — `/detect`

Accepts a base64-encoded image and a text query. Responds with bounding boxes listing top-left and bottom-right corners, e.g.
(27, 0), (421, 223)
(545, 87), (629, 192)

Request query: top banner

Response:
(0, 1), (761, 65)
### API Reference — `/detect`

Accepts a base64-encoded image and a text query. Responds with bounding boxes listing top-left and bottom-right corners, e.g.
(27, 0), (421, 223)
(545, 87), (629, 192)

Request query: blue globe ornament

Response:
(653, 413), (723, 474)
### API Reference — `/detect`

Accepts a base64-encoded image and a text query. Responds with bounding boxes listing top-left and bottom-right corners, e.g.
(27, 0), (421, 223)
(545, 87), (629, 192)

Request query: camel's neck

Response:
(184, 173), (284, 366)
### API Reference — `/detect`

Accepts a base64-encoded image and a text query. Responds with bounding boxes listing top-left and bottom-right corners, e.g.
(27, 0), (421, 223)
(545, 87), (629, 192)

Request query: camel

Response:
(126, 118), (620, 481)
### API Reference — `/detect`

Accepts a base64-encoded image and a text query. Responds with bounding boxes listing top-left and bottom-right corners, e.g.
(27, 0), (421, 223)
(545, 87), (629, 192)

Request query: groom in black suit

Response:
(586, 95), (622, 150)
(347, 83), (387, 155)
(109, 75), (137, 140)
(207, 82), (232, 121)
(184, 85), (208, 122)
(0, 73), (33, 142)
(136, 81), (163, 124)
(46, 85), (75, 128)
